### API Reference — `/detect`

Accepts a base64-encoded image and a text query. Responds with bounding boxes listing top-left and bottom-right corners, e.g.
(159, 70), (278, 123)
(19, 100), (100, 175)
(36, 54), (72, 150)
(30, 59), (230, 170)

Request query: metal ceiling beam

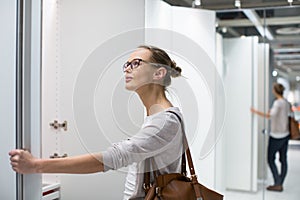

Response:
(274, 54), (300, 59)
(276, 60), (300, 64)
(243, 9), (274, 40)
(200, 2), (300, 11)
(227, 27), (240, 37)
(163, 0), (192, 7)
(266, 16), (300, 26)
(218, 16), (300, 27)
(273, 48), (300, 53)
(218, 19), (253, 27)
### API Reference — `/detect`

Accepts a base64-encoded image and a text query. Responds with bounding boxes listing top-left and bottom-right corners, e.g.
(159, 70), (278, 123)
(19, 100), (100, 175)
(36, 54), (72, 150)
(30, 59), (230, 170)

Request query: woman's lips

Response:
(125, 77), (133, 83)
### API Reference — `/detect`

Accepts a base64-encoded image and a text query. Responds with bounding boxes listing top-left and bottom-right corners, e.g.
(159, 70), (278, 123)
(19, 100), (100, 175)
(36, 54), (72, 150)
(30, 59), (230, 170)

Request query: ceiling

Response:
(162, 0), (300, 83)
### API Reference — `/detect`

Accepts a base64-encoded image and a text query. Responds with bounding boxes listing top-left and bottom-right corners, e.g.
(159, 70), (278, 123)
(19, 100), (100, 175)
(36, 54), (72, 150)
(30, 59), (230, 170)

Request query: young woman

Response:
(251, 83), (290, 192)
(9, 45), (184, 199)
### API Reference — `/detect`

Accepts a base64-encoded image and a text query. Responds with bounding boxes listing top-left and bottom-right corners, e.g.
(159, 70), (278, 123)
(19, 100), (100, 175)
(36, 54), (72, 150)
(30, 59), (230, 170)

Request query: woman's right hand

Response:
(250, 107), (256, 113)
(9, 149), (38, 174)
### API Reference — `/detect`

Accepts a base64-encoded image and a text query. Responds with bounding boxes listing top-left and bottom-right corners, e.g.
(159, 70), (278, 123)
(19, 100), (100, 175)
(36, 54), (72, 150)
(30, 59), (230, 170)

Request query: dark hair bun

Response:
(273, 83), (285, 96)
(170, 60), (182, 78)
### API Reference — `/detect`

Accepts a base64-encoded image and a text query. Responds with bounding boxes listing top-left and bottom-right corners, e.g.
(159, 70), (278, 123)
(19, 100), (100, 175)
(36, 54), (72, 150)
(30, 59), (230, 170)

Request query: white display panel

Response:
(257, 43), (270, 181)
(42, 0), (145, 199)
(145, 0), (218, 189)
(0, 0), (17, 199)
(1, 0), (42, 199)
(223, 37), (259, 191)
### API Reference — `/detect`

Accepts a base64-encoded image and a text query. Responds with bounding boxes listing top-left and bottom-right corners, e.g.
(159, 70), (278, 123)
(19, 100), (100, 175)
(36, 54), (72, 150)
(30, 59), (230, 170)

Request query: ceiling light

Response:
(276, 27), (300, 35)
(272, 70), (278, 77)
(221, 27), (227, 33)
(235, 0), (241, 8)
(193, 0), (201, 7)
(277, 61), (282, 66)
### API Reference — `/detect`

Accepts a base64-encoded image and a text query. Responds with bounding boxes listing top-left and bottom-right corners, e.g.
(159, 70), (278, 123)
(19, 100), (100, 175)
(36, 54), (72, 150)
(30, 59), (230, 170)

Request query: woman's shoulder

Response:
(273, 98), (285, 104)
(154, 107), (182, 119)
(273, 98), (290, 109)
(145, 107), (182, 125)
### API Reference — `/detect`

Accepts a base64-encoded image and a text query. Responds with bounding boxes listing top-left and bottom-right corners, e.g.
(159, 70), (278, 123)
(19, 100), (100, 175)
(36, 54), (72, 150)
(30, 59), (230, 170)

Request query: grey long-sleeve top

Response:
(102, 107), (184, 199)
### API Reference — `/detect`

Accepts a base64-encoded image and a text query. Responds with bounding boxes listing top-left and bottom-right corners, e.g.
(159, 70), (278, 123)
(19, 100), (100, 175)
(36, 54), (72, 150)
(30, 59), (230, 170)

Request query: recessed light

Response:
(193, 0), (201, 6)
(276, 27), (300, 35)
(235, 0), (241, 8)
(272, 70), (278, 77)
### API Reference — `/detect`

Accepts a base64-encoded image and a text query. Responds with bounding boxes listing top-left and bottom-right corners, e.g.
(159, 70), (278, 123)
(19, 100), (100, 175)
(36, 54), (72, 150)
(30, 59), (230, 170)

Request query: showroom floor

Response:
(224, 141), (300, 200)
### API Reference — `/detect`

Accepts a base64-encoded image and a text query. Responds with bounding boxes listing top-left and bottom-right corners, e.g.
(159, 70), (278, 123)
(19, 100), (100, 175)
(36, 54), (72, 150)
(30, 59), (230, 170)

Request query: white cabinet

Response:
(223, 37), (259, 192)
(0, 0), (17, 199)
(41, 0), (145, 199)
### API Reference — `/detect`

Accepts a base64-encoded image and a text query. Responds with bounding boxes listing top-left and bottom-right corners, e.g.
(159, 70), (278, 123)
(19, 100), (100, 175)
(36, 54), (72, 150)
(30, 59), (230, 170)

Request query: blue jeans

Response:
(267, 135), (289, 186)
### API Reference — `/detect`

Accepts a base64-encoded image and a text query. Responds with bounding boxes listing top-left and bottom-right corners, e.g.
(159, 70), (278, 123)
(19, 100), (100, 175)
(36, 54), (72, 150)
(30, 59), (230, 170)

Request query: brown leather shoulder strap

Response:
(167, 111), (201, 198)
(166, 111), (197, 177)
(143, 110), (201, 197)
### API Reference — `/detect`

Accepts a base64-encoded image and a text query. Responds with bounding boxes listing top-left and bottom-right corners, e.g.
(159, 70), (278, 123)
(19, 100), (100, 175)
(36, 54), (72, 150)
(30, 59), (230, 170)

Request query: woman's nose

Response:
(124, 66), (132, 73)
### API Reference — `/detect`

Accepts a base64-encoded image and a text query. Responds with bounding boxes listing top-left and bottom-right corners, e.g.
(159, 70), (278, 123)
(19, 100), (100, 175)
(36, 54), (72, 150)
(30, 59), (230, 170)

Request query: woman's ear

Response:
(153, 67), (167, 81)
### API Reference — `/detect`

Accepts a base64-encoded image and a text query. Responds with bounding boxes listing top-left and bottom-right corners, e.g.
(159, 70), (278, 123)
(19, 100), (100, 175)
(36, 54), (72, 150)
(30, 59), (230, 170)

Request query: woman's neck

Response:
(275, 94), (283, 99)
(136, 84), (172, 116)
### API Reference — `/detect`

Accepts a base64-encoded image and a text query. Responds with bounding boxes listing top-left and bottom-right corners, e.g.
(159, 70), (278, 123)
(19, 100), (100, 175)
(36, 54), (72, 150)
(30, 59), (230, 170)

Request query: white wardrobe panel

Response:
(42, 0), (146, 199)
(0, 0), (17, 199)
(42, 0), (62, 185)
(223, 37), (258, 191)
(145, 0), (172, 30)
(145, 0), (218, 189)
(257, 43), (269, 181)
(215, 33), (226, 192)
(172, 6), (217, 188)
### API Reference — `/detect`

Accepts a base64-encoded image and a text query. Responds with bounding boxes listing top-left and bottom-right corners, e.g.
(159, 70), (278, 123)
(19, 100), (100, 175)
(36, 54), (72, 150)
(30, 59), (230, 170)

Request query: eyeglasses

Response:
(123, 58), (162, 72)
(123, 59), (145, 72)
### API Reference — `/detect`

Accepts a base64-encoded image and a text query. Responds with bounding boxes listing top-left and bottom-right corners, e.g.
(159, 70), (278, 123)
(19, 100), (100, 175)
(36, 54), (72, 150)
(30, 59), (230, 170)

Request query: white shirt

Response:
(102, 107), (183, 199)
(269, 98), (290, 139)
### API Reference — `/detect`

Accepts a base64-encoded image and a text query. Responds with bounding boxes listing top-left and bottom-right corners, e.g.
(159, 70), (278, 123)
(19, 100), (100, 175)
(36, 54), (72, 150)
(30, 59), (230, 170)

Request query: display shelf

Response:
(42, 182), (60, 200)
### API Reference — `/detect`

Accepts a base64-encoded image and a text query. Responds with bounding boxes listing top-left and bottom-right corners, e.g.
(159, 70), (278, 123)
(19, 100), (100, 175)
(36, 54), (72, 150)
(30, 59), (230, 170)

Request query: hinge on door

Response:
(49, 153), (68, 159)
(49, 120), (67, 131)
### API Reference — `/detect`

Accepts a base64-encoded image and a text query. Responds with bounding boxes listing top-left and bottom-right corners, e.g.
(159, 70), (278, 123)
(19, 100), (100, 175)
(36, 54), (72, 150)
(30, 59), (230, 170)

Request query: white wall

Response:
(0, 0), (17, 199)
(223, 37), (259, 191)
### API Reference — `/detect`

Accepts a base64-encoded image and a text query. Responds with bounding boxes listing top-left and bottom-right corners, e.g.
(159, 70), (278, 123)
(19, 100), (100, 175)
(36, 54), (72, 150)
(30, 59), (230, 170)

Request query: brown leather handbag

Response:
(143, 111), (223, 200)
(289, 116), (300, 140)
(287, 101), (300, 140)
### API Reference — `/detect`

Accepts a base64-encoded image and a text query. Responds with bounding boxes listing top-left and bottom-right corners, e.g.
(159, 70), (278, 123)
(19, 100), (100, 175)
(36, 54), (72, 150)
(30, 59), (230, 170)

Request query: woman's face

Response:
(124, 48), (156, 91)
